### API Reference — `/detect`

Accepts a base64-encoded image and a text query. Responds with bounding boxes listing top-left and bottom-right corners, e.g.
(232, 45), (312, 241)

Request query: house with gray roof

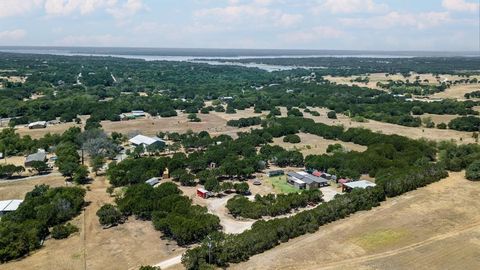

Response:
(287, 171), (329, 190)
(25, 149), (47, 167)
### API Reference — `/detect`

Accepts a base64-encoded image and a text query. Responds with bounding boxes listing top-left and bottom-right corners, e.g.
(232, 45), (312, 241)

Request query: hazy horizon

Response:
(0, 1), (479, 51)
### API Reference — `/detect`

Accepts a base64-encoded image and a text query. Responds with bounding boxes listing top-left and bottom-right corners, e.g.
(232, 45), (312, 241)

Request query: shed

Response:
(28, 121), (47, 129)
(145, 177), (159, 186)
(25, 150), (47, 167)
(197, 188), (210, 199)
(0, 199), (23, 216)
(267, 170), (284, 177)
(342, 180), (376, 192)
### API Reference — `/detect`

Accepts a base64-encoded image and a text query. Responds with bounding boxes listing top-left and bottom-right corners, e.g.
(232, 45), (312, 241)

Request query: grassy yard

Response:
(266, 175), (299, 194)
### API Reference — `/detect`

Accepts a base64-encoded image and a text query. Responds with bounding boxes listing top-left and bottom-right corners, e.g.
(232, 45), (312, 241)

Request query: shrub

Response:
(283, 134), (301, 144)
(51, 223), (78, 239)
(97, 204), (123, 227)
(327, 111), (337, 119)
(466, 160), (480, 181)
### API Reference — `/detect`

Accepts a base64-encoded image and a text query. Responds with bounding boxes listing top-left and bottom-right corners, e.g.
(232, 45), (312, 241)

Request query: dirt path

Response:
(154, 255), (182, 269)
(207, 194), (255, 234)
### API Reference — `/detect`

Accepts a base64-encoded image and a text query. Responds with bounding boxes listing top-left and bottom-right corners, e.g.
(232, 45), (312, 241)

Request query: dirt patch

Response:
(230, 172), (480, 270)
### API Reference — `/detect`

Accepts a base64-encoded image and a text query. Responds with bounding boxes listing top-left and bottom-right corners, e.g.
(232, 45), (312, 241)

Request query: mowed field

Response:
(1, 175), (185, 270)
(231, 172), (480, 270)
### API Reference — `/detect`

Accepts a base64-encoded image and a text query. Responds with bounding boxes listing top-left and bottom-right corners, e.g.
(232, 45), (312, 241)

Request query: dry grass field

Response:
(1, 176), (185, 270)
(431, 84), (480, 100)
(300, 107), (477, 144)
(0, 173), (65, 200)
(271, 133), (367, 156)
(101, 110), (260, 139)
(231, 172), (480, 270)
(325, 73), (480, 97)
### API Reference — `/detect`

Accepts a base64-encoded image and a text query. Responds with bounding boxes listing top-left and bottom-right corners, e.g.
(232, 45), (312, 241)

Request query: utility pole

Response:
(207, 235), (212, 265)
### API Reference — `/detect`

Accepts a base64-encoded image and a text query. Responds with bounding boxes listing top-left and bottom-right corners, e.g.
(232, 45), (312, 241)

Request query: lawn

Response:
(266, 175), (299, 194)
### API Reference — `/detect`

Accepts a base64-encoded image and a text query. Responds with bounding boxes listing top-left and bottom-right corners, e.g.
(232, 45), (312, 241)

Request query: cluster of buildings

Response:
(267, 169), (376, 193)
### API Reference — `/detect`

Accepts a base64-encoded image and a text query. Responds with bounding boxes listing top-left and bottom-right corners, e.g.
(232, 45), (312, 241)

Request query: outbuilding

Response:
(145, 177), (159, 186)
(28, 121), (47, 129)
(342, 180), (376, 192)
(197, 188), (211, 199)
(0, 199), (23, 217)
(267, 170), (284, 177)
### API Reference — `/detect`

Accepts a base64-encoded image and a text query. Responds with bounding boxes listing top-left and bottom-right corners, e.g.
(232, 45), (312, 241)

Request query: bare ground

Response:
(230, 172), (480, 270)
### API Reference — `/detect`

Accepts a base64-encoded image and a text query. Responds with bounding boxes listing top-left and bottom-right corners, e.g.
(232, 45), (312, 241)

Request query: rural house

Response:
(129, 134), (166, 150)
(287, 171), (329, 190)
(24, 149), (47, 167)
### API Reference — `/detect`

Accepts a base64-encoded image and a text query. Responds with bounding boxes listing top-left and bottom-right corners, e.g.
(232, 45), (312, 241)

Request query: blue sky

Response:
(0, 0), (478, 51)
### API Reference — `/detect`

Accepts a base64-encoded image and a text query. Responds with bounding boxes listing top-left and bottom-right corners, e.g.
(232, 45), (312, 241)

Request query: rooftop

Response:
(0, 199), (23, 212)
(25, 150), (47, 163)
(129, 135), (164, 146)
(344, 180), (376, 189)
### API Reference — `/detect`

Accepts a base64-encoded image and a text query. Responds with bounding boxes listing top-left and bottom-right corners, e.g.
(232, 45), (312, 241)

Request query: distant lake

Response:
(0, 46), (478, 72)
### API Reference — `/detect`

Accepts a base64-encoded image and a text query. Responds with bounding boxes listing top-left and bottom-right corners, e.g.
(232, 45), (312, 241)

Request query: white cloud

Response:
(194, 1), (302, 28)
(442, 0), (479, 12)
(0, 0), (43, 18)
(0, 29), (27, 40)
(44, 0), (117, 16)
(107, 0), (146, 20)
(315, 0), (388, 14)
(340, 11), (451, 30)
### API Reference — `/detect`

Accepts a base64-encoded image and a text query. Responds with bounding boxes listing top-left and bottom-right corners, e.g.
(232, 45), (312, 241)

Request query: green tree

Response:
(97, 204), (123, 227)
(73, 165), (89, 184)
(466, 160), (480, 181)
(29, 161), (49, 175)
(327, 111), (337, 119)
